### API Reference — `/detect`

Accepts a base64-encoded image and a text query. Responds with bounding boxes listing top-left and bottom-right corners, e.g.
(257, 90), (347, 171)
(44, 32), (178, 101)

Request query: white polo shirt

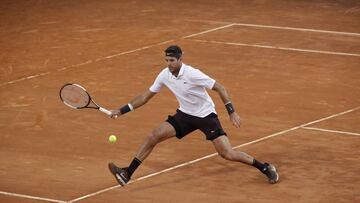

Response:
(149, 63), (216, 118)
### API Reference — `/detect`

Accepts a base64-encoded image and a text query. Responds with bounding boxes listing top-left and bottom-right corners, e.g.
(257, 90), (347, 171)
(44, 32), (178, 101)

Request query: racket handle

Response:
(99, 107), (112, 116)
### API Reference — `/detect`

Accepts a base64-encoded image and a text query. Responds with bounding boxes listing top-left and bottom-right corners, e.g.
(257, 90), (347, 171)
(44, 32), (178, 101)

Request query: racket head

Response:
(59, 83), (91, 109)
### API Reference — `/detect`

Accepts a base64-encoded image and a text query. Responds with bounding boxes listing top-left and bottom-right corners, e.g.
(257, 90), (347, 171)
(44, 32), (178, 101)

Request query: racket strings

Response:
(60, 85), (90, 108)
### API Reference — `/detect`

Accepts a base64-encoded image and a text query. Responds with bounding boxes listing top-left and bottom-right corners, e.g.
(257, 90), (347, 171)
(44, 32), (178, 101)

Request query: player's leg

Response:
(130, 110), (195, 173)
(212, 135), (253, 164)
(212, 135), (279, 184)
(127, 121), (176, 177)
(109, 121), (176, 186)
(197, 113), (279, 184)
(197, 114), (254, 164)
(135, 121), (176, 161)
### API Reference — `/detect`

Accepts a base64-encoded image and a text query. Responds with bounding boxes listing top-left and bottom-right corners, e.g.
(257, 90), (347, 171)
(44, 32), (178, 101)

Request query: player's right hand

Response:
(110, 109), (121, 119)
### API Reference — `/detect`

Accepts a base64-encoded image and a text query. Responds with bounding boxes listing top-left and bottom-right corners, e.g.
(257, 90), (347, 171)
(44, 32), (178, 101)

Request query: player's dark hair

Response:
(165, 45), (182, 59)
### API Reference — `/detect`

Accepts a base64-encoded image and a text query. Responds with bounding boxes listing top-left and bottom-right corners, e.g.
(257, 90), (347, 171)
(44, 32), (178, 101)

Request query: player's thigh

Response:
(151, 121), (176, 142)
(212, 135), (232, 154)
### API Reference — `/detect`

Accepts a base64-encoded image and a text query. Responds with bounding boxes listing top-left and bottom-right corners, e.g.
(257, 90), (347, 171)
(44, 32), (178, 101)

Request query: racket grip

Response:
(99, 107), (112, 116)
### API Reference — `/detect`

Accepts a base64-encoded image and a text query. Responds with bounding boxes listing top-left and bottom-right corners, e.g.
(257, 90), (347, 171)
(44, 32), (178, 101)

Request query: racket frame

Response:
(59, 83), (112, 115)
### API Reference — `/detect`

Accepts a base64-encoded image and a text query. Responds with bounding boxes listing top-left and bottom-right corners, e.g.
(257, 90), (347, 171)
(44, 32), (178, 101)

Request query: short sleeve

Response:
(149, 70), (165, 93)
(190, 69), (216, 89)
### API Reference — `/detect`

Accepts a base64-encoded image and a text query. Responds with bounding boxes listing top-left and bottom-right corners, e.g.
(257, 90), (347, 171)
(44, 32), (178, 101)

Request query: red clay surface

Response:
(1, 0), (359, 202)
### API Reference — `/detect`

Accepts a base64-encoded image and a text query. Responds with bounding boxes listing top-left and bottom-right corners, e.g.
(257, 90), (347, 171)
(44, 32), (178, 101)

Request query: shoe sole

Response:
(108, 163), (127, 186)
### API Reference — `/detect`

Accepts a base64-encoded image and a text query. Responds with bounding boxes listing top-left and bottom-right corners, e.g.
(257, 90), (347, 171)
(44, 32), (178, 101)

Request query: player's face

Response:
(165, 56), (182, 74)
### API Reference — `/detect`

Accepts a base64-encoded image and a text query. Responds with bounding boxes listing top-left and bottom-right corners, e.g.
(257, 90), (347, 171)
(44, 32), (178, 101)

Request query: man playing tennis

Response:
(108, 45), (279, 186)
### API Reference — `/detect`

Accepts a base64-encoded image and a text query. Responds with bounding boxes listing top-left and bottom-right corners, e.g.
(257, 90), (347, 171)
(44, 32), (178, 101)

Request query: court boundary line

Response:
(1, 17), (358, 201)
(301, 126), (360, 136)
(3, 20), (360, 87)
(1, 109), (358, 203)
(182, 23), (236, 39)
(0, 24), (235, 88)
(185, 19), (360, 36)
(234, 23), (360, 36)
(188, 39), (360, 57)
(67, 106), (360, 203)
(0, 191), (66, 203)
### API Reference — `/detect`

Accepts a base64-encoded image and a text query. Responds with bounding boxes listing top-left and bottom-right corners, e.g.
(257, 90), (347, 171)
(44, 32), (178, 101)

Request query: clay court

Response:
(1, 0), (360, 202)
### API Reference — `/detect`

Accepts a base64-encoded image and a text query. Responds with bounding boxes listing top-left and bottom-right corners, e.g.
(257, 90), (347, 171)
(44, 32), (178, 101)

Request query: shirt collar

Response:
(168, 63), (186, 79)
(177, 63), (185, 77)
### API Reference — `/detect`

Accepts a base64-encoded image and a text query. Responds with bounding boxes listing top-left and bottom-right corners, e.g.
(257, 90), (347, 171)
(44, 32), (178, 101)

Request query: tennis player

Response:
(108, 45), (279, 186)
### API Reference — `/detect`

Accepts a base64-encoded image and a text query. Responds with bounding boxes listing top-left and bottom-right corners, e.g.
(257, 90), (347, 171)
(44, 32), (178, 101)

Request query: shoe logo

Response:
(116, 174), (122, 180)
(120, 173), (127, 179)
(116, 174), (127, 185)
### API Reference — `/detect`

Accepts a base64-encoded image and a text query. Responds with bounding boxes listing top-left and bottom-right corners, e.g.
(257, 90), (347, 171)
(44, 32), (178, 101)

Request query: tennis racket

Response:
(59, 83), (112, 116)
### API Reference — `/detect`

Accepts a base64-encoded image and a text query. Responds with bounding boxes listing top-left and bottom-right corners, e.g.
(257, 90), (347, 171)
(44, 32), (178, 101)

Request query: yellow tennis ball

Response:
(109, 135), (117, 143)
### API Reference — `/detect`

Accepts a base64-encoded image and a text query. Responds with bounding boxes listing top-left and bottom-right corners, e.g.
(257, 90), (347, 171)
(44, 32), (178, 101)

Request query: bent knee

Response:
(147, 128), (167, 144)
(219, 150), (234, 161)
(147, 132), (160, 145)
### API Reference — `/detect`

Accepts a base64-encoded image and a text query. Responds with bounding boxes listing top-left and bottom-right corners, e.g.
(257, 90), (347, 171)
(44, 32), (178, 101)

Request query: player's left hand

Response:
(229, 112), (241, 128)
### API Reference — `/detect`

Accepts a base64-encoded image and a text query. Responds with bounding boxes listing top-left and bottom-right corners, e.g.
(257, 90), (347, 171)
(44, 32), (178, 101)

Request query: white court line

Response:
(68, 106), (360, 202)
(0, 191), (66, 203)
(0, 71), (51, 87)
(189, 39), (360, 57)
(185, 19), (360, 37)
(301, 126), (360, 136)
(3, 21), (359, 87)
(0, 24), (234, 88)
(182, 23), (235, 39)
(235, 23), (360, 37)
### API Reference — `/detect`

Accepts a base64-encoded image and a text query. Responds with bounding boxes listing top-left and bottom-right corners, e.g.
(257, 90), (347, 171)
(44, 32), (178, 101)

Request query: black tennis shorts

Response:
(166, 109), (227, 141)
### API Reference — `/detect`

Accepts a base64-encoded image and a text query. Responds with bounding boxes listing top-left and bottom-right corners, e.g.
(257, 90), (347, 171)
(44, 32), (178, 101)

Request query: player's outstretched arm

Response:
(110, 90), (156, 118)
(212, 82), (241, 128)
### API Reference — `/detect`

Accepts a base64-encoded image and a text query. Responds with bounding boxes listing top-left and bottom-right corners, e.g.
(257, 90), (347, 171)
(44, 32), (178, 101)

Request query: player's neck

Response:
(171, 63), (182, 77)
